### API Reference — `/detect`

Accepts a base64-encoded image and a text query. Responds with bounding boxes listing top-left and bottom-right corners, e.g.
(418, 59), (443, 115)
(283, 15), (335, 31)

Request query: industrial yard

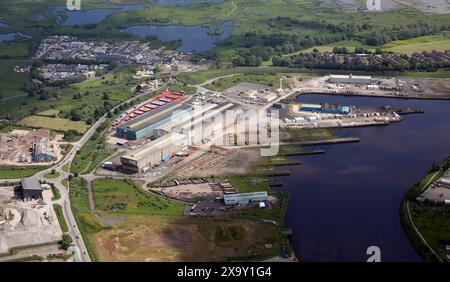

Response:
(0, 181), (62, 256)
(96, 72), (428, 179)
(0, 129), (66, 166)
(289, 74), (450, 99)
(283, 102), (404, 129)
(417, 169), (450, 203)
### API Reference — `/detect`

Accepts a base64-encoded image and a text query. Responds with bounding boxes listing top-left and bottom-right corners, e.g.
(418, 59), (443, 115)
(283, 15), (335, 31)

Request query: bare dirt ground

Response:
(290, 75), (450, 99)
(0, 186), (62, 255)
(152, 183), (217, 196)
(90, 216), (280, 262)
(170, 149), (260, 178)
(0, 129), (64, 166)
(417, 171), (450, 203)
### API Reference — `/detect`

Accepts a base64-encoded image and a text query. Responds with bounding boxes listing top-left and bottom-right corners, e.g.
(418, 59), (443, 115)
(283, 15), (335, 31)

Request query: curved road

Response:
(0, 90), (154, 262)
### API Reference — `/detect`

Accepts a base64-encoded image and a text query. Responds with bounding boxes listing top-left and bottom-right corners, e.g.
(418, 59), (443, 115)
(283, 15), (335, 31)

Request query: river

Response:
(272, 94), (450, 262)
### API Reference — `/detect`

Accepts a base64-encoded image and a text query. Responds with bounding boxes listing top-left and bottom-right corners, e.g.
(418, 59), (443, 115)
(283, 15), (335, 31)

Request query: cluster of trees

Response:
(331, 47), (385, 55)
(63, 129), (81, 142)
(363, 23), (450, 46)
(202, 16), (450, 67)
(60, 234), (73, 250)
(272, 51), (450, 72)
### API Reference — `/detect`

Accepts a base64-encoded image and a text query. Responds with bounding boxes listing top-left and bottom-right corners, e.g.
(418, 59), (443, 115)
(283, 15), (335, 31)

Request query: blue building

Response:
(299, 103), (322, 112)
(224, 192), (268, 206)
(298, 103), (350, 115)
(116, 104), (192, 140)
(32, 138), (57, 162)
(341, 106), (350, 114)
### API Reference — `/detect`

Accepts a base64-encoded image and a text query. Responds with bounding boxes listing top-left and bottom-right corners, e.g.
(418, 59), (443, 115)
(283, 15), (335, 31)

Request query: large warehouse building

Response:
(153, 103), (219, 139)
(120, 133), (188, 173)
(329, 74), (373, 85)
(116, 103), (192, 140)
(223, 192), (268, 206)
(32, 137), (57, 162)
(20, 177), (43, 200)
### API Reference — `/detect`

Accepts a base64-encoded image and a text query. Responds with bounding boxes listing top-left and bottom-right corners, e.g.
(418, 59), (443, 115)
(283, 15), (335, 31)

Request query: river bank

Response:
(400, 156), (450, 262)
(272, 94), (450, 261)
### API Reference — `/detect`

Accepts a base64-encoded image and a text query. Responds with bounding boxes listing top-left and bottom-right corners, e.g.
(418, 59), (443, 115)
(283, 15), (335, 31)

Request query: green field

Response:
(409, 201), (450, 262)
(382, 35), (450, 54)
(0, 42), (29, 58)
(69, 177), (103, 261)
(229, 175), (271, 193)
(51, 184), (61, 200)
(62, 163), (70, 173)
(17, 116), (88, 133)
(290, 35), (450, 55)
(53, 204), (69, 233)
(54, 68), (137, 122)
(44, 172), (60, 179)
(204, 74), (285, 92)
(178, 67), (312, 85)
(37, 109), (60, 117)
(70, 118), (114, 174)
(0, 166), (46, 179)
(0, 60), (32, 100)
(93, 178), (185, 216)
(0, 66), (137, 129)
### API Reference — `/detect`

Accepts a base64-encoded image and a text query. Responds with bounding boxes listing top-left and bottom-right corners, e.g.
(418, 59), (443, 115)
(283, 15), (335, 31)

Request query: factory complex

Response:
(113, 90), (187, 133)
(328, 74), (373, 85)
(113, 89), (241, 173)
(116, 103), (193, 140)
(120, 133), (188, 173)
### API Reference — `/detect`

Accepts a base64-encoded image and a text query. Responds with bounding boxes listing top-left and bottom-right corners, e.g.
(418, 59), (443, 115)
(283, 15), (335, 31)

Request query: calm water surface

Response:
(121, 22), (233, 52)
(272, 94), (450, 261)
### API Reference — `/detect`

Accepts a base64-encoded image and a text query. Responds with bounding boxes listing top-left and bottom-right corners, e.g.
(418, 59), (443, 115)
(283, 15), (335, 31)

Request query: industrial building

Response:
(120, 133), (188, 173)
(321, 103), (350, 114)
(20, 178), (43, 200)
(153, 103), (219, 139)
(299, 103), (322, 112)
(112, 91), (185, 130)
(298, 103), (350, 114)
(116, 103), (192, 140)
(329, 74), (373, 85)
(174, 103), (234, 145)
(32, 137), (57, 162)
(223, 191), (268, 206)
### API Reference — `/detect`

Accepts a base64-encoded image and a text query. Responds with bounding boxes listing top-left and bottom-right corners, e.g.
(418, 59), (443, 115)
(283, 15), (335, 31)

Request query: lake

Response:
(121, 22), (233, 52)
(272, 94), (450, 261)
(0, 17), (10, 28)
(0, 32), (31, 42)
(50, 4), (144, 25)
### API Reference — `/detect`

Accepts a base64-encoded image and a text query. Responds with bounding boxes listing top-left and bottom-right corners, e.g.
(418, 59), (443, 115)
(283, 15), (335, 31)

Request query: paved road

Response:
(0, 90), (155, 262)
